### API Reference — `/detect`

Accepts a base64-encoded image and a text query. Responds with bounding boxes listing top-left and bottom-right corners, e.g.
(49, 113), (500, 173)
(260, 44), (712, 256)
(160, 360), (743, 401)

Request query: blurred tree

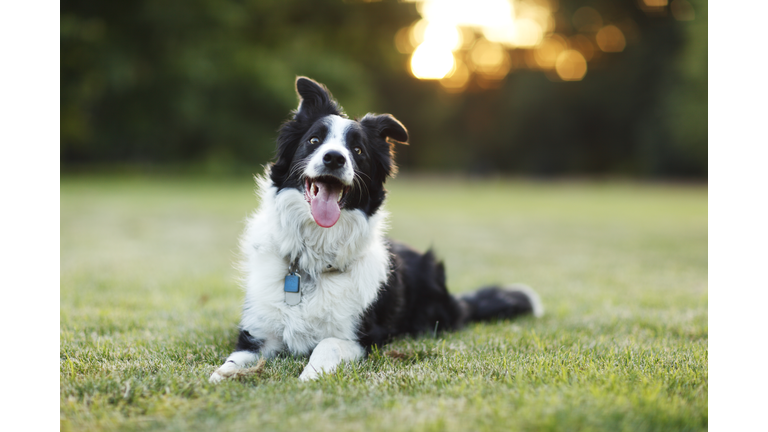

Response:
(61, 0), (416, 167)
(658, 0), (707, 176)
(61, 0), (706, 178)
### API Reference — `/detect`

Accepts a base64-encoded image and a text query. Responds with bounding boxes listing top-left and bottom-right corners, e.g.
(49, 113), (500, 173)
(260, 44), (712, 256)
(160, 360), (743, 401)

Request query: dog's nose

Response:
(322, 151), (346, 170)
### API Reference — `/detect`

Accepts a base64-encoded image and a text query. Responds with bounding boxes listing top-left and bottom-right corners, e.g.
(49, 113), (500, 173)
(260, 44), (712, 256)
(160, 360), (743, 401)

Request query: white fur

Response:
(226, 351), (259, 366)
(304, 115), (355, 184)
(210, 172), (390, 381)
(209, 351), (258, 383)
(298, 337), (366, 381)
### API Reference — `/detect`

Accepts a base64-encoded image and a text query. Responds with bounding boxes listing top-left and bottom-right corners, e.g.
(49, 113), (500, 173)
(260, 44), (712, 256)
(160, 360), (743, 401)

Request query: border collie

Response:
(210, 77), (542, 382)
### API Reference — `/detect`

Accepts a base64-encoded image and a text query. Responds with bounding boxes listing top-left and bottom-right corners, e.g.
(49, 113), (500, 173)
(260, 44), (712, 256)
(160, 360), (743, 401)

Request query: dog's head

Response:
(269, 77), (408, 228)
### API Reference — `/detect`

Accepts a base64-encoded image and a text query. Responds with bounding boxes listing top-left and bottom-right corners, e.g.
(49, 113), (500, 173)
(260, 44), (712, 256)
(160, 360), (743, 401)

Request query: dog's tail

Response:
(457, 284), (544, 323)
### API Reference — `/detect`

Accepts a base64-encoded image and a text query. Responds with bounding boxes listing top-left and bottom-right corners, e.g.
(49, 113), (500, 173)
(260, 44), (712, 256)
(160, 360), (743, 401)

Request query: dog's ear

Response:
(360, 113), (409, 144)
(361, 113), (408, 181)
(271, 78), (343, 187)
(294, 77), (343, 121)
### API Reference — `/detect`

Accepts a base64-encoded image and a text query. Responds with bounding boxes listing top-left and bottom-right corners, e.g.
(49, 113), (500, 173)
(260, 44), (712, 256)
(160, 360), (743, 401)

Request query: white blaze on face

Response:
(304, 115), (355, 228)
(304, 115), (355, 184)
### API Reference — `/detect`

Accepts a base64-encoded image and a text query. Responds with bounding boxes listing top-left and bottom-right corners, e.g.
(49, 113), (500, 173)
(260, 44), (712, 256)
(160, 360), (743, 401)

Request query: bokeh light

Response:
(513, 18), (545, 48)
(423, 22), (463, 51)
(555, 50), (587, 81)
(639, 0), (670, 15)
(411, 43), (456, 79)
(470, 38), (511, 78)
(596, 25), (626, 53)
(400, 0), (659, 89)
(394, 27), (414, 54)
(409, 19), (430, 47)
(418, 0), (517, 46)
(440, 59), (471, 91)
(534, 35), (568, 69)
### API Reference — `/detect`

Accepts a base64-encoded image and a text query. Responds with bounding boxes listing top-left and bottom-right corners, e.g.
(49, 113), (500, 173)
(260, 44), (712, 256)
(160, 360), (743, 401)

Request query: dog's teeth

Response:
(338, 189), (344, 202)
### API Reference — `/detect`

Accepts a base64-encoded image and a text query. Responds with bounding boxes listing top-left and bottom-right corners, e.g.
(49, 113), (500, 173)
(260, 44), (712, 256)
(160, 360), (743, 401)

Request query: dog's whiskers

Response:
(288, 157), (312, 182)
(352, 172), (369, 198)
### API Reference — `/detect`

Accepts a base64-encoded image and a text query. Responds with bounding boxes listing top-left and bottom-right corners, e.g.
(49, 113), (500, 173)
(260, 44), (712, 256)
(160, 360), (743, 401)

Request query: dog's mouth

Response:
(304, 176), (351, 228)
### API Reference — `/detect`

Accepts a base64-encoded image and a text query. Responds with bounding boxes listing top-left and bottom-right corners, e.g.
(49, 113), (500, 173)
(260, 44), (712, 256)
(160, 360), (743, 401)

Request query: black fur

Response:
(356, 241), (538, 352)
(235, 329), (264, 353)
(271, 77), (538, 352)
(356, 240), (469, 351)
(460, 287), (538, 322)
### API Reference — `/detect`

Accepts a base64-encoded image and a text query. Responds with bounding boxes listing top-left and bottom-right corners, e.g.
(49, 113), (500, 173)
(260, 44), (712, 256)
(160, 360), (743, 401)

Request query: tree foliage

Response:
(61, 0), (706, 177)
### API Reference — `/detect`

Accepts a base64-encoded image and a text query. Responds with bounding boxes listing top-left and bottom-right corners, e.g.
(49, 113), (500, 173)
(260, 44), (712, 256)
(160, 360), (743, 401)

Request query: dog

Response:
(210, 77), (543, 383)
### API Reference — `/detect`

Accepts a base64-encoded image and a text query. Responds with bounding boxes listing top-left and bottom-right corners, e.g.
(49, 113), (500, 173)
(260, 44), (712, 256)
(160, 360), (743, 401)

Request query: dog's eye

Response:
(309, 137), (320, 145)
(353, 147), (362, 155)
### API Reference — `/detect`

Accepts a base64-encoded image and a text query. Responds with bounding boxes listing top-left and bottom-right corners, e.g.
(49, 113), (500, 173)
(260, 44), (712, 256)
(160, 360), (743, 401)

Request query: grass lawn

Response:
(60, 175), (707, 432)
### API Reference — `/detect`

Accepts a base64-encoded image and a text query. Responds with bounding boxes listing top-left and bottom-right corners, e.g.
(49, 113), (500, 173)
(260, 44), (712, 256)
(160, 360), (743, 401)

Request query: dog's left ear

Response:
(294, 77), (343, 121)
(361, 113), (409, 145)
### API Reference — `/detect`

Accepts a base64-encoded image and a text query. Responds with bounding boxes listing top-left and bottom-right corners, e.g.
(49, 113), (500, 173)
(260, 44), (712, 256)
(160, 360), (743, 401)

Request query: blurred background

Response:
(61, 0), (707, 178)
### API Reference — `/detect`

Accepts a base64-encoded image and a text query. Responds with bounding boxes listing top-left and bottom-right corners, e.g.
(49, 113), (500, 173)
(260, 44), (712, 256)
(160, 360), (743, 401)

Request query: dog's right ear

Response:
(294, 77), (343, 121)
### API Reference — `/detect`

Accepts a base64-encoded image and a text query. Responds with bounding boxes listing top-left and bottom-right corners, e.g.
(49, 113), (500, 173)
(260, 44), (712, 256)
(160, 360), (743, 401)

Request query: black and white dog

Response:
(210, 77), (542, 383)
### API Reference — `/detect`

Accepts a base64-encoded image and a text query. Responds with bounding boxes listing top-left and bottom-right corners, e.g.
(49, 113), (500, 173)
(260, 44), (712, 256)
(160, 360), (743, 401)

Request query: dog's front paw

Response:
(299, 364), (321, 382)
(209, 371), (225, 383)
(209, 361), (239, 383)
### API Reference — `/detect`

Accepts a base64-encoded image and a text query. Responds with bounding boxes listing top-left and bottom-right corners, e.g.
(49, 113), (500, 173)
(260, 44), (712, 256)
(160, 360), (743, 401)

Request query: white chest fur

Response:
(237, 176), (390, 355)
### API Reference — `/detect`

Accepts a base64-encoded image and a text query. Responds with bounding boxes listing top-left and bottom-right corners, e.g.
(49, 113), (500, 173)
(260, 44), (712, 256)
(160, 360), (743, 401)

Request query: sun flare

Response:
(400, 0), (668, 88)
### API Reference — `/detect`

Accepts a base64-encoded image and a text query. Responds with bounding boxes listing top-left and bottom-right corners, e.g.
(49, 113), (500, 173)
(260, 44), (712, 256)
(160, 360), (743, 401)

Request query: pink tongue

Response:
(310, 181), (342, 228)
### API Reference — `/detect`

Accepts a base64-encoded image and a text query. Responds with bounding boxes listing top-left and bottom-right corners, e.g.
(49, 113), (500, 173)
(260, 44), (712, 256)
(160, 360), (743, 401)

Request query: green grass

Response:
(60, 175), (708, 432)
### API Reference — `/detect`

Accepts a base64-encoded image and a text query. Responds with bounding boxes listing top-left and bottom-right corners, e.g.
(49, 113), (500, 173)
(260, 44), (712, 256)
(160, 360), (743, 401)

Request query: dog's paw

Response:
(298, 365), (321, 382)
(209, 371), (225, 383)
(209, 361), (239, 383)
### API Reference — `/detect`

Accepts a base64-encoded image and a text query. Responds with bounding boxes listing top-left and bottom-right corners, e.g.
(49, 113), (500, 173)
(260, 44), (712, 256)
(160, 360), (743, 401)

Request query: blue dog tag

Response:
(284, 273), (301, 305)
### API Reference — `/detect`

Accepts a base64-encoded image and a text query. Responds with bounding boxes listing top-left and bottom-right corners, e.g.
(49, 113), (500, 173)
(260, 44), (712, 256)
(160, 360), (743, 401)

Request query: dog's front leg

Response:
(299, 338), (365, 381)
(209, 329), (280, 383)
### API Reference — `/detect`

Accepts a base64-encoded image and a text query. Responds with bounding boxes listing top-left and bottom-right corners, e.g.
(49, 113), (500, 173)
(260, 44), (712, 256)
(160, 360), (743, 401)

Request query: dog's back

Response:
(357, 240), (542, 350)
